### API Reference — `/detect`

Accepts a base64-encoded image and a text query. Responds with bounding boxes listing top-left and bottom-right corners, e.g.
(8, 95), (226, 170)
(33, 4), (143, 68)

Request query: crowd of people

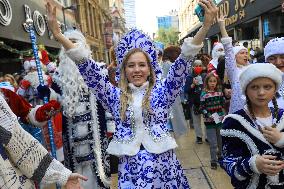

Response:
(1, 0), (284, 188)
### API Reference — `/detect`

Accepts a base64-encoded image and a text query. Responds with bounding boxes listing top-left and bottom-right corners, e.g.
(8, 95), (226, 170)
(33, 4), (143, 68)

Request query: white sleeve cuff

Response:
(65, 44), (91, 64)
(274, 133), (284, 148)
(41, 159), (72, 186)
(249, 155), (260, 174)
(181, 37), (203, 57)
(221, 37), (232, 45)
(27, 105), (47, 127)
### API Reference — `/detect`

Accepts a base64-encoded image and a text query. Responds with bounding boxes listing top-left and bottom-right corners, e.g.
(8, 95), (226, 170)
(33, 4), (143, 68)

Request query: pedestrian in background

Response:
(200, 72), (225, 169)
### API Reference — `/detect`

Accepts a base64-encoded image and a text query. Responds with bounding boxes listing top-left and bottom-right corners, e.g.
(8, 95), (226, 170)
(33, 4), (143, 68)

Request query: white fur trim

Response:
(89, 93), (111, 187)
(220, 128), (260, 188)
(264, 37), (284, 61)
(274, 134), (284, 148)
(249, 155), (260, 174)
(27, 106), (47, 127)
(239, 63), (283, 93)
(65, 43), (91, 64)
(107, 83), (178, 156)
(41, 159), (72, 186)
(223, 114), (273, 147)
(181, 37), (203, 57)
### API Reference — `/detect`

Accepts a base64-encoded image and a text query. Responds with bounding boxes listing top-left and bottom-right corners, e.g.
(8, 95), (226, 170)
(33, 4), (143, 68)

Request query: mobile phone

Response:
(194, 0), (217, 22)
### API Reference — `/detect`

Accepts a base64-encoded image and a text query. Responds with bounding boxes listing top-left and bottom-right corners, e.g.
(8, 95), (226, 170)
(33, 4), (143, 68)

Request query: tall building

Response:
(110, 0), (126, 39)
(124, 0), (136, 29)
(178, 0), (200, 40)
(74, 0), (112, 62)
(157, 10), (179, 30)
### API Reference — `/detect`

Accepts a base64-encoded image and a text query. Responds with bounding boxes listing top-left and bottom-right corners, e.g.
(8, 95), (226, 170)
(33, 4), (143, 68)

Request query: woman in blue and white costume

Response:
(46, 1), (218, 188)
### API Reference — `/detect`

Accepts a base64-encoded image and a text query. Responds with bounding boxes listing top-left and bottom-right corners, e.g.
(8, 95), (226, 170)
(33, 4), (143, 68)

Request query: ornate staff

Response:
(25, 18), (57, 159)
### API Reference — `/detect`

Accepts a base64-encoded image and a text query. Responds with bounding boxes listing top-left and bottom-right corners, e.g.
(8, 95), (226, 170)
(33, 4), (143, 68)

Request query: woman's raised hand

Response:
(217, 11), (225, 27)
(45, 2), (61, 38)
(198, 0), (218, 28)
(217, 10), (229, 38)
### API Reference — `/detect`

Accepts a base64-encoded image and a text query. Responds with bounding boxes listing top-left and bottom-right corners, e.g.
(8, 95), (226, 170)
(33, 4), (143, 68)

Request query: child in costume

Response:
(220, 63), (284, 188)
(45, 0), (218, 187)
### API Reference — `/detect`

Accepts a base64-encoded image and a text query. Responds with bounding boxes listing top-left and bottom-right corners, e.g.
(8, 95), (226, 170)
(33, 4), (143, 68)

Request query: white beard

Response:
(52, 47), (89, 117)
(24, 71), (48, 88)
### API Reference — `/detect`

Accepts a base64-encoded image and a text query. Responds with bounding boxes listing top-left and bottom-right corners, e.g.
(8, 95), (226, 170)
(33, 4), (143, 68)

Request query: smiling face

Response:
(267, 54), (284, 72)
(124, 51), (150, 87)
(246, 77), (276, 109)
(236, 49), (248, 66)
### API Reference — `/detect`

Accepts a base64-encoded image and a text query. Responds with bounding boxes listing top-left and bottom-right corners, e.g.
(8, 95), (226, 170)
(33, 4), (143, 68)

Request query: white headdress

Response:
(115, 28), (162, 81)
(264, 37), (284, 61)
(239, 63), (282, 94)
(210, 42), (224, 68)
(233, 46), (247, 57)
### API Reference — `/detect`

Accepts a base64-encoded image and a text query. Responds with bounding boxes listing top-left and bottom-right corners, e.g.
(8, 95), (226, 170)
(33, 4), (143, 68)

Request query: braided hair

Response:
(246, 95), (279, 128)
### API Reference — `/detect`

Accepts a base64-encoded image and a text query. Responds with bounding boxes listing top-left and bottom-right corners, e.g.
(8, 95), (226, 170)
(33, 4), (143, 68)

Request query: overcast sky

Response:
(135, 0), (179, 37)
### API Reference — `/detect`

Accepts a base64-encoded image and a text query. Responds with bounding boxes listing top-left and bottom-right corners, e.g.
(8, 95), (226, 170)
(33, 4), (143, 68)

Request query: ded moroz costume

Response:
(42, 30), (111, 189)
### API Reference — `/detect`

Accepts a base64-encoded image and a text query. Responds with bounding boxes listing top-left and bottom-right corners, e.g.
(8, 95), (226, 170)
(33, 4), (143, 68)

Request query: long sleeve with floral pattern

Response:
(63, 38), (203, 156)
(221, 37), (246, 113)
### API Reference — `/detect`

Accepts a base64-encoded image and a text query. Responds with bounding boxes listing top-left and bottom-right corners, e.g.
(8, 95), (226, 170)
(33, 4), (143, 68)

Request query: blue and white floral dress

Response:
(66, 31), (202, 188)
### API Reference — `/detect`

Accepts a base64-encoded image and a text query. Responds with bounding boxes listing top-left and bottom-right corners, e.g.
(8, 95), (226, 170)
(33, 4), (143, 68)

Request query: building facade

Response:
(124, 0), (136, 29)
(178, 0), (201, 40)
(110, 0), (126, 40)
(180, 0), (283, 54)
(0, 0), (76, 74)
(74, 0), (112, 63)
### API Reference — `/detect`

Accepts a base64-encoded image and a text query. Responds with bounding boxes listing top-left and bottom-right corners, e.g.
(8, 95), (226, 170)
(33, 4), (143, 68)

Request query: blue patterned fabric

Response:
(118, 149), (190, 189)
(115, 29), (162, 82)
(77, 55), (193, 145)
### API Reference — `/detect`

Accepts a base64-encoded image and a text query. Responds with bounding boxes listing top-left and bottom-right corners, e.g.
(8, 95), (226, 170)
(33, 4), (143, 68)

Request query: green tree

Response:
(155, 27), (179, 46)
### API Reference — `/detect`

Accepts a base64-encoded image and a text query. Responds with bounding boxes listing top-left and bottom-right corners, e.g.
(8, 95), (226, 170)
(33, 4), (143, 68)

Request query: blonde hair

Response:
(4, 74), (18, 88)
(119, 48), (156, 120)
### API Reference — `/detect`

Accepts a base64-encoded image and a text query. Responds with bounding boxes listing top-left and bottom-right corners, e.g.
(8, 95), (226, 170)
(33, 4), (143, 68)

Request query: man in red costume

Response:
(0, 84), (60, 128)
